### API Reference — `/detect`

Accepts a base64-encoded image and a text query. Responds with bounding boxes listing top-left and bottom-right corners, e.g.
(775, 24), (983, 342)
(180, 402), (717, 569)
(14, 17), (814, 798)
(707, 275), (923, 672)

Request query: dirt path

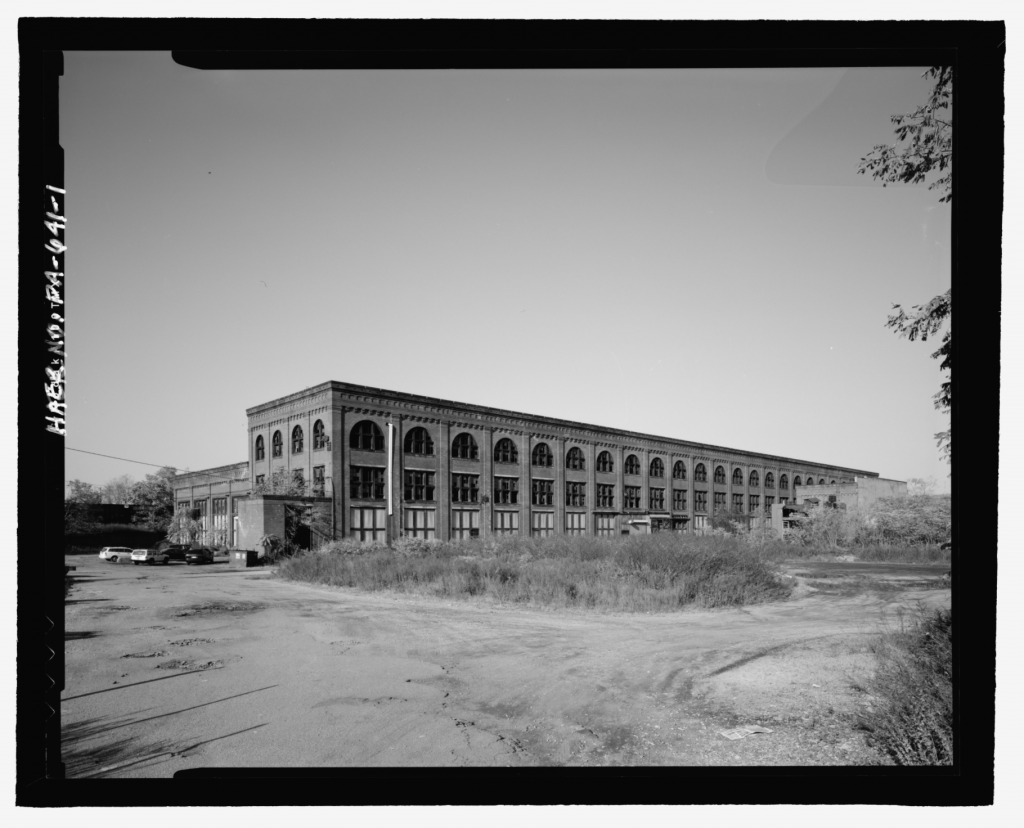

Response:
(62, 556), (950, 775)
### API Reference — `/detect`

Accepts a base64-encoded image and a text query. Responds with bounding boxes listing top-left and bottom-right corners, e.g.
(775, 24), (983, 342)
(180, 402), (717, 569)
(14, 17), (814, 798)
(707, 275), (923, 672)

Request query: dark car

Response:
(160, 544), (192, 561)
(185, 547), (215, 566)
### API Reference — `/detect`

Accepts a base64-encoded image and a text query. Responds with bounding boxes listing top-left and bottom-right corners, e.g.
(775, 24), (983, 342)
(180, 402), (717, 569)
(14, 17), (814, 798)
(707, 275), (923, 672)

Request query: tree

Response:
(101, 474), (136, 506)
(250, 468), (310, 498)
(66, 479), (102, 504)
(129, 467), (177, 531)
(166, 509), (205, 546)
(858, 66), (952, 466)
(907, 476), (938, 497)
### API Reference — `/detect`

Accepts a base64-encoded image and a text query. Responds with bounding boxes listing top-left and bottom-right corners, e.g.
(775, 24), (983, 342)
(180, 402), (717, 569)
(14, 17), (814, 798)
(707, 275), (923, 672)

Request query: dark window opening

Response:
(597, 451), (614, 473)
(494, 438), (518, 464)
(350, 420), (385, 452)
(404, 470), (436, 502)
(350, 466), (385, 500)
(532, 443), (553, 467)
(404, 427), (435, 456)
(625, 455), (641, 476)
(255, 435), (265, 461)
(532, 479), (554, 506)
(650, 458), (664, 478)
(566, 447), (586, 471)
(452, 432), (479, 460)
(452, 473), (479, 503)
(494, 477), (519, 504)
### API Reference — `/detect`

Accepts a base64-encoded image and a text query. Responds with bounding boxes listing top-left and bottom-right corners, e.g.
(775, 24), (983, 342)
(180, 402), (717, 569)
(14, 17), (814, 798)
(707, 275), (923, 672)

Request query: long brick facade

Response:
(173, 380), (881, 546)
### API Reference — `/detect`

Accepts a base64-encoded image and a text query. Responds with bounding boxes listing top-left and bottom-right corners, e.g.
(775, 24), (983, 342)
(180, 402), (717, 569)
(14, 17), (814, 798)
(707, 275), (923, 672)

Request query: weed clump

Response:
(861, 607), (953, 765)
(276, 533), (793, 612)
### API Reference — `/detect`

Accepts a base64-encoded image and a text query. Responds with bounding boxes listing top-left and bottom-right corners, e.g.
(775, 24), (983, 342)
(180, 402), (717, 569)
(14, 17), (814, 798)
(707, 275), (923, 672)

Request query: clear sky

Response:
(61, 54), (951, 492)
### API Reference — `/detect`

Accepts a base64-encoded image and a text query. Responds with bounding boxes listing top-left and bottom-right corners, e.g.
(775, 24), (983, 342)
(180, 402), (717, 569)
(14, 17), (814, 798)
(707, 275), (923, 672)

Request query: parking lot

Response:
(63, 552), (951, 775)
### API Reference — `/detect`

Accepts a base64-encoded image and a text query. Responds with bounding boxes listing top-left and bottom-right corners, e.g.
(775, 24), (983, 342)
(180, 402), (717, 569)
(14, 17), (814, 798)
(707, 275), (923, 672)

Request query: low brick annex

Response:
(172, 380), (884, 546)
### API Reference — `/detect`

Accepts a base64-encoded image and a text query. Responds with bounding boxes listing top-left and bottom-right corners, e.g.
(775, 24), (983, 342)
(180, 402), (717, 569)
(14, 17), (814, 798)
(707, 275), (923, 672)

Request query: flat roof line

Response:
(244, 380), (878, 476)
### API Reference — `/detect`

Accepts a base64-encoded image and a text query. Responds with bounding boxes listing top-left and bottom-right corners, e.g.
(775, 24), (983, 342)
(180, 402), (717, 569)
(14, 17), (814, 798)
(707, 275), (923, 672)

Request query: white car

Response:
(98, 546), (133, 562)
(131, 548), (170, 566)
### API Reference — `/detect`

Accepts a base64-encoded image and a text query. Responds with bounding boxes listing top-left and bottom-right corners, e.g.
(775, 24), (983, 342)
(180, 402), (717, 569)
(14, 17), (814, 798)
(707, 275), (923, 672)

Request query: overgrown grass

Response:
(765, 542), (950, 564)
(276, 534), (793, 612)
(861, 607), (953, 765)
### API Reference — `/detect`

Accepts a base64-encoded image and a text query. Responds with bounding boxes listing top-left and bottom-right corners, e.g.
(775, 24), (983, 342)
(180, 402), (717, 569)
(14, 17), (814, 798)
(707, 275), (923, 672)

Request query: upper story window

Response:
(292, 425), (304, 454)
(732, 468), (744, 486)
(255, 435), (265, 461)
(452, 474), (480, 503)
(779, 474), (789, 490)
(819, 478), (826, 485)
(596, 451), (614, 473)
(673, 461), (687, 480)
(532, 479), (554, 506)
(624, 454), (641, 476)
(494, 476), (519, 504)
(452, 432), (479, 460)
(272, 431), (283, 458)
(649, 487), (665, 510)
(793, 476), (802, 487)
(404, 470), (435, 502)
(532, 443), (553, 468)
(694, 463), (707, 482)
(596, 484), (615, 508)
(623, 486), (641, 509)
(830, 479), (837, 485)
(749, 470), (759, 488)
(350, 466), (385, 500)
(313, 420), (328, 450)
(494, 438), (518, 464)
(350, 420), (385, 452)
(404, 426), (434, 456)
(650, 458), (664, 478)
(714, 466), (726, 484)
(566, 447), (585, 471)
(764, 472), (774, 489)
(565, 482), (586, 507)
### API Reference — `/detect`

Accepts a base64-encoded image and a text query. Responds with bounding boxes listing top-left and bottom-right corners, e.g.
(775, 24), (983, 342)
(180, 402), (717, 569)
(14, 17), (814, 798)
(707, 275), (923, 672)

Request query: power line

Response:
(65, 447), (249, 486)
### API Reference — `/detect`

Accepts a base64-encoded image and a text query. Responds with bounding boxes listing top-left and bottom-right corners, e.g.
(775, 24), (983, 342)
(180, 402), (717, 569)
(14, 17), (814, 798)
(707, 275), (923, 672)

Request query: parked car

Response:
(185, 547), (215, 566)
(159, 544), (192, 561)
(131, 548), (170, 566)
(98, 546), (133, 562)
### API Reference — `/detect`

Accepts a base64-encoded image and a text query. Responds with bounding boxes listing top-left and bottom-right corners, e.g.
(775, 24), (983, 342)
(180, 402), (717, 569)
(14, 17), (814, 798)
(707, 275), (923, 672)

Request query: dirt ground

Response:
(61, 554), (951, 776)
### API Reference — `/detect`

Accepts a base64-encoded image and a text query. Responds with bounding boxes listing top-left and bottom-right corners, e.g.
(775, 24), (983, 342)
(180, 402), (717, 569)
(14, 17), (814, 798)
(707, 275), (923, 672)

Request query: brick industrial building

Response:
(172, 381), (885, 548)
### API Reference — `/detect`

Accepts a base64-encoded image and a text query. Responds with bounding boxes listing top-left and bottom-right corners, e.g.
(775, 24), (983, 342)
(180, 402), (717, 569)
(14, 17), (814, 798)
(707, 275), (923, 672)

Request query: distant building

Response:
(770, 476), (908, 539)
(172, 380), (889, 548)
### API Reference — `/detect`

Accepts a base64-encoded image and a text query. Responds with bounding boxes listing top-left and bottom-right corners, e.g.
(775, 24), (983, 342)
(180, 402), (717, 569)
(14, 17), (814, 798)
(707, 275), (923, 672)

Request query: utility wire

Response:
(65, 446), (249, 486)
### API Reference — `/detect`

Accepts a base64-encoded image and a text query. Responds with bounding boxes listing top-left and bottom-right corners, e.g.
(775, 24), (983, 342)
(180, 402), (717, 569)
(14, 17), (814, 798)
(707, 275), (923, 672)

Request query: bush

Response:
(860, 495), (951, 546)
(863, 607), (953, 765)
(276, 533), (793, 612)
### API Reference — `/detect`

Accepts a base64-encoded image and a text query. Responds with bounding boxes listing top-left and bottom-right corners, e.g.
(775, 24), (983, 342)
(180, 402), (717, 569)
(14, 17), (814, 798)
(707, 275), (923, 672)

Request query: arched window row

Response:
(350, 420), (385, 452)
(624, 454), (641, 476)
(532, 443), (553, 467)
(452, 432), (479, 460)
(313, 420), (328, 450)
(566, 447), (585, 471)
(494, 438), (518, 464)
(404, 427), (434, 456)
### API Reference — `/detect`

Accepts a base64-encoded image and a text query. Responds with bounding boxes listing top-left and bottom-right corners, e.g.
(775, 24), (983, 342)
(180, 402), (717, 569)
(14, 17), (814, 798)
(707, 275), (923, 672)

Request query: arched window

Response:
(764, 472), (774, 489)
(793, 475), (802, 487)
(313, 420), (328, 450)
(732, 468), (744, 486)
(292, 425), (304, 454)
(255, 435), (265, 461)
(350, 420), (385, 452)
(694, 463), (707, 482)
(780, 474), (788, 490)
(624, 454), (641, 476)
(714, 466), (726, 484)
(452, 432), (479, 460)
(597, 451), (614, 473)
(404, 427), (435, 456)
(494, 438), (518, 464)
(750, 470), (759, 488)
(272, 431), (283, 458)
(566, 447), (585, 471)
(819, 478), (826, 485)
(532, 443), (553, 467)
(650, 458), (664, 478)
(830, 479), (837, 485)
(673, 461), (687, 480)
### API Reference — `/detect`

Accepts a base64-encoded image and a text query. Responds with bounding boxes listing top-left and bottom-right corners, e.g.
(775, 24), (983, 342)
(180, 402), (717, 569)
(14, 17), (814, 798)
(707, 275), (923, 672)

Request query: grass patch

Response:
(276, 534), (793, 612)
(861, 606), (953, 765)
(765, 542), (949, 564)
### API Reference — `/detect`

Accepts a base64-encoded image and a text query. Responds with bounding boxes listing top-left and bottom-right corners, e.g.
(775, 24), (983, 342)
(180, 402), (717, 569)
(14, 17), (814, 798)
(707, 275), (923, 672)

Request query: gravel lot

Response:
(62, 554), (951, 776)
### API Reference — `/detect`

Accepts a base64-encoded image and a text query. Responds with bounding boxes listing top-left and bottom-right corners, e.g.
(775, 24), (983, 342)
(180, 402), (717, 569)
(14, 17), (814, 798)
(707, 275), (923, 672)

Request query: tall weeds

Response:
(862, 607), (954, 765)
(276, 533), (793, 612)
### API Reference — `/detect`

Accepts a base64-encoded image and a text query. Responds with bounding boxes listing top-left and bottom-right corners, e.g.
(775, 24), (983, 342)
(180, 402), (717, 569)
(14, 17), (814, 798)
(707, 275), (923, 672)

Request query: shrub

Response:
(859, 495), (951, 546)
(276, 533), (793, 612)
(862, 607), (953, 765)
